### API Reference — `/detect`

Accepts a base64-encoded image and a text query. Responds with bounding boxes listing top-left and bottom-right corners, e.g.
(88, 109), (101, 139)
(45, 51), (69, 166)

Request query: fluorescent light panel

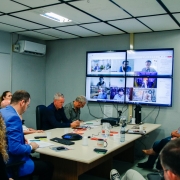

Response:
(40, 12), (72, 23)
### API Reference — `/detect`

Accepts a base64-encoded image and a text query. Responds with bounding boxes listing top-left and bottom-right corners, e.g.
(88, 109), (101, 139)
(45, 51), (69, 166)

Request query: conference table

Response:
(26, 121), (161, 180)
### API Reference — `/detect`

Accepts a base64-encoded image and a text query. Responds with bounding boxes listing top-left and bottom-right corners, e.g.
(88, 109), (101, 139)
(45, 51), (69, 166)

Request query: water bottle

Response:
(129, 115), (132, 124)
(120, 125), (125, 142)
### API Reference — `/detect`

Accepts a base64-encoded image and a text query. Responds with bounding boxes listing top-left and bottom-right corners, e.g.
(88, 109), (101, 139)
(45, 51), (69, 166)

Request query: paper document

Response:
(28, 139), (54, 148)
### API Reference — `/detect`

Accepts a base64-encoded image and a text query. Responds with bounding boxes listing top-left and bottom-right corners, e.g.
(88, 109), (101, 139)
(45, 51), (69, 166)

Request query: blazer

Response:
(42, 103), (72, 130)
(0, 105), (34, 177)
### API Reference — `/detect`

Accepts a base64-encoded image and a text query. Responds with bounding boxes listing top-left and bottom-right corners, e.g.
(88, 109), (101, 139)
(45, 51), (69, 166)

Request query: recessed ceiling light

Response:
(40, 12), (72, 23)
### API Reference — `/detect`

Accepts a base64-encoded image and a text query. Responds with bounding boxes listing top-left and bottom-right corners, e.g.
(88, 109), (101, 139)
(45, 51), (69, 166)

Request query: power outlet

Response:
(12, 44), (20, 52)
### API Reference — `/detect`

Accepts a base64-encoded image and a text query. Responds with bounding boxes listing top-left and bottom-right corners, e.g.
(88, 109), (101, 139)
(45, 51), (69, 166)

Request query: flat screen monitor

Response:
(86, 77), (126, 103)
(86, 50), (126, 76)
(85, 49), (173, 107)
(126, 49), (174, 77)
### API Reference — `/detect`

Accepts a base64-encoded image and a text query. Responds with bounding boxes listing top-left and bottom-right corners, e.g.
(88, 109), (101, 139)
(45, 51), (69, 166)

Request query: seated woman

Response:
(0, 114), (13, 180)
(0, 91), (12, 108)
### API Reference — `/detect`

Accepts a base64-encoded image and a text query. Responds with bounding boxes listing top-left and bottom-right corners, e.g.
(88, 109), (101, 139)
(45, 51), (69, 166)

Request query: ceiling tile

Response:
(138, 15), (180, 31)
(162, 0), (180, 13)
(81, 22), (124, 35)
(112, 0), (166, 17)
(0, 22), (25, 32)
(0, 1), (29, 13)
(0, 15), (46, 30)
(17, 31), (59, 40)
(13, 4), (98, 28)
(108, 19), (151, 33)
(35, 28), (78, 39)
(70, 0), (131, 21)
(56, 26), (100, 37)
(173, 13), (180, 23)
(14, 0), (60, 8)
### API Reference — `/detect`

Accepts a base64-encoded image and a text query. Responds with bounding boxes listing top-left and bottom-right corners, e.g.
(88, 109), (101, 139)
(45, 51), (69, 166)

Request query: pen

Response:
(85, 123), (93, 124)
(29, 140), (40, 141)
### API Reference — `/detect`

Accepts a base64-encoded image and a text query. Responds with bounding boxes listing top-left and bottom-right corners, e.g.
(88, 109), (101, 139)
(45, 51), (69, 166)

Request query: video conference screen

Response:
(126, 49), (173, 77)
(86, 49), (174, 106)
(86, 51), (126, 76)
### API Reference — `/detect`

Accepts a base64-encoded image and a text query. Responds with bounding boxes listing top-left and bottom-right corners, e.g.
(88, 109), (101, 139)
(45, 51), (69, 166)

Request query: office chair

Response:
(36, 105), (47, 130)
(147, 172), (164, 180)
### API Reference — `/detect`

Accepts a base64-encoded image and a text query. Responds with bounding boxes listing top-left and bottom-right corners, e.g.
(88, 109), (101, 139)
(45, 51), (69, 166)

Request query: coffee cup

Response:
(113, 133), (120, 142)
(97, 139), (108, 148)
(139, 125), (144, 131)
(45, 131), (51, 140)
(82, 136), (88, 146)
(102, 123), (111, 137)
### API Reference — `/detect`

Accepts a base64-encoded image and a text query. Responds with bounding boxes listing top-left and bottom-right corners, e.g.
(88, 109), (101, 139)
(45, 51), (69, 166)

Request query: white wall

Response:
(0, 31), (46, 128)
(0, 31), (11, 94)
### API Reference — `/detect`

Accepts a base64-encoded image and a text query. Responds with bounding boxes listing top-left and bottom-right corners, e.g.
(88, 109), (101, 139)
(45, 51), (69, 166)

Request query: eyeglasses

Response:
(158, 169), (168, 177)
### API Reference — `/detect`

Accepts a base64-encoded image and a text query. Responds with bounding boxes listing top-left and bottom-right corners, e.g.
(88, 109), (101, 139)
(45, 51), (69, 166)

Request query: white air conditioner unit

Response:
(17, 40), (46, 56)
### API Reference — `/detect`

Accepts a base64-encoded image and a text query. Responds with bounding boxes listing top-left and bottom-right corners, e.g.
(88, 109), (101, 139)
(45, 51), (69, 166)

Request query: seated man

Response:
(160, 138), (180, 180)
(138, 128), (180, 170)
(110, 138), (180, 180)
(1, 99), (44, 135)
(110, 169), (145, 180)
(0, 90), (53, 179)
(42, 93), (80, 130)
(119, 61), (131, 72)
(64, 95), (87, 122)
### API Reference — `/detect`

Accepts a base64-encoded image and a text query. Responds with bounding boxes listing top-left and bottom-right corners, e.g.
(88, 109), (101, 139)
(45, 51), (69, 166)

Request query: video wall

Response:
(86, 49), (174, 106)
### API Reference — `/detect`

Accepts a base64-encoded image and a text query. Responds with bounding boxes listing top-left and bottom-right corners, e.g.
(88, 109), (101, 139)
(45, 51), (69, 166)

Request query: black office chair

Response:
(36, 105), (47, 130)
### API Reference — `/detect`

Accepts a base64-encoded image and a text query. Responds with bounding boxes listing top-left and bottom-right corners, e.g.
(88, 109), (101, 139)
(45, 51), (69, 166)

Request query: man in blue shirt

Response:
(119, 61), (131, 72)
(42, 93), (80, 130)
(1, 90), (53, 179)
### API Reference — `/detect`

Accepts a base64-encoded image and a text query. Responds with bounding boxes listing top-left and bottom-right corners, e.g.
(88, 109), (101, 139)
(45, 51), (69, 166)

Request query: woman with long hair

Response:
(0, 91), (12, 105)
(0, 113), (13, 180)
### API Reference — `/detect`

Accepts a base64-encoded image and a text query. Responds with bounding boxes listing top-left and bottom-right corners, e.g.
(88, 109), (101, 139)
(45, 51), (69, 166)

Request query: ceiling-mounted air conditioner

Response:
(15, 40), (46, 56)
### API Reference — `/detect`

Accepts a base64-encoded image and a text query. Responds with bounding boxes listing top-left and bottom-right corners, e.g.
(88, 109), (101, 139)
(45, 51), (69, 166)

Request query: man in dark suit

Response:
(0, 90), (53, 179)
(42, 92), (80, 130)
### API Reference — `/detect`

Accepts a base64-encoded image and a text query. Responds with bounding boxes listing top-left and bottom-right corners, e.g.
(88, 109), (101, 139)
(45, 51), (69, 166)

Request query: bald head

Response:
(1, 99), (10, 108)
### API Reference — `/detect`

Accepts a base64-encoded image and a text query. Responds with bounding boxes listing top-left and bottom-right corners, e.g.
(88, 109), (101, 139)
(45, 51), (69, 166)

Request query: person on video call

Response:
(64, 95), (87, 122)
(106, 63), (111, 70)
(94, 63), (100, 71)
(42, 93), (80, 130)
(113, 89), (128, 101)
(97, 88), (107, 99)
(141, 60), (156, 72)
(97, 77), (106, 89)
(119, 61), (131, 72)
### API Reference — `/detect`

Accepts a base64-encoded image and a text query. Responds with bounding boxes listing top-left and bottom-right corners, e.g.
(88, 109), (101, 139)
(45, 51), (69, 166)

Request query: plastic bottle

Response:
(129, 115), (132, 124)
(120, 125), (125, 142)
